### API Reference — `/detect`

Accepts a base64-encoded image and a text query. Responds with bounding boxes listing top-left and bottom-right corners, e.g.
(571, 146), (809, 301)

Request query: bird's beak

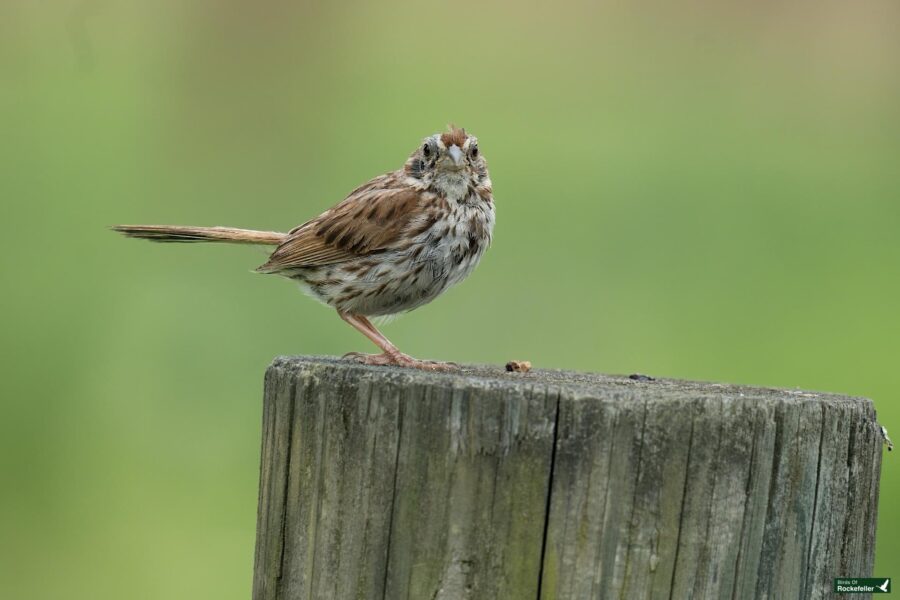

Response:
(448, 145), (464, 167)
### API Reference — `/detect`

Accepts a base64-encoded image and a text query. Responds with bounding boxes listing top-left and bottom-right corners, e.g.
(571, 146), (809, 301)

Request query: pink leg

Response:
(338, 311), (458, 372)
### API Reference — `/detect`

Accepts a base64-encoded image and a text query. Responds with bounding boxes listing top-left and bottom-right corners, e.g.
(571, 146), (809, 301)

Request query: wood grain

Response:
(253, 357), (884, 600)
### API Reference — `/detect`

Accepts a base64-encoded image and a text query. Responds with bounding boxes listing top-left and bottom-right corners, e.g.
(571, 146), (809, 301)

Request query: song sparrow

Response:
(114, 126), (494, 371)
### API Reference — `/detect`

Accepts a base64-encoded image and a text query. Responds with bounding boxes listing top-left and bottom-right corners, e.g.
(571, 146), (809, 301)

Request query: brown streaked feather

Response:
(257, 173), (424, 272)
(440, 125), (467, 148)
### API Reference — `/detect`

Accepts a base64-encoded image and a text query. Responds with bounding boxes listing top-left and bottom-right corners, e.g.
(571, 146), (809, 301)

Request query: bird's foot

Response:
(343, 351), (459, 372)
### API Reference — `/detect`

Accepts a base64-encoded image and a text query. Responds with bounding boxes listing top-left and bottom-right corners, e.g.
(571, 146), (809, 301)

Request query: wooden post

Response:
(253, 356), (884, 600)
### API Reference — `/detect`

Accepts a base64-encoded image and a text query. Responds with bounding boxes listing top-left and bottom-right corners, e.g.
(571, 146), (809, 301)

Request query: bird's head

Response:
(405, 126), (488, 200)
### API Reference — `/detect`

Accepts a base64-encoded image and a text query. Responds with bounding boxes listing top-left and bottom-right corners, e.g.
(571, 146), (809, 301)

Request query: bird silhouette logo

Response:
(877, 578), (890, 593)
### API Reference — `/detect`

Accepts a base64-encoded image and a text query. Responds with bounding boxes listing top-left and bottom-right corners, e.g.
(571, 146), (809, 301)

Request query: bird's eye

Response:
(422, 144), (431, 158)
(470, 144), (478, 158)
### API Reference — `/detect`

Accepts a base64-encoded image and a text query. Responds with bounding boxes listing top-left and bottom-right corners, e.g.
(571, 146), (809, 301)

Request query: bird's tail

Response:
(112, 225), (286, 245)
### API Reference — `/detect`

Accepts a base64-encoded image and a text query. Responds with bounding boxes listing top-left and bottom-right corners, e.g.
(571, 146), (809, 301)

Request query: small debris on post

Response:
(505, 360), (532, 373)
(629, 373), (656, 382)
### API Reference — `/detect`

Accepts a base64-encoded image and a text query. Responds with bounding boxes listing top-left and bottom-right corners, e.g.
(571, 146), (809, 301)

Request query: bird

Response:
(113, 126), (494, 371)
(878, 579), (890, 593)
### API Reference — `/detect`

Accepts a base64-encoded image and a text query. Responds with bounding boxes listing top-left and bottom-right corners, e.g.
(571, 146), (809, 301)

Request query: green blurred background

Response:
(2, 1), (898, 597)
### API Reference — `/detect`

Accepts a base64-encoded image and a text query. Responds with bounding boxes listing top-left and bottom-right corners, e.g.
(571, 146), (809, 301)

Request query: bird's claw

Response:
(343, 352), (459, 372)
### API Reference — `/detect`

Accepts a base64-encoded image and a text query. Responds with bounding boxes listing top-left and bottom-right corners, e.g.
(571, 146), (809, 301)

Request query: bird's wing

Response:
(257, 173), (427, 272)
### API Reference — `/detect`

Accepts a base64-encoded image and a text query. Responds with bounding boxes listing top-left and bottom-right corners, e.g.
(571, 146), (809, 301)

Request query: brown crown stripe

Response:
(440, 126), (467, 148)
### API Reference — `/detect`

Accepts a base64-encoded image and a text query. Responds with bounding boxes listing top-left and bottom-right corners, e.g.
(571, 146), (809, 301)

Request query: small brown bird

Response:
(114, 126), (494, 371)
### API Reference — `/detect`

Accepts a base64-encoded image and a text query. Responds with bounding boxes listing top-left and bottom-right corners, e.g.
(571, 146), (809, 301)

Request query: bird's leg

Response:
(338, 312), (403, 358)
(338, 311), (458, 372)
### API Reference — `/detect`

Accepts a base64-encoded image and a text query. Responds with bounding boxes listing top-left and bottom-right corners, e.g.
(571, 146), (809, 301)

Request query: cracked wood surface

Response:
(252, 356), (883, 600)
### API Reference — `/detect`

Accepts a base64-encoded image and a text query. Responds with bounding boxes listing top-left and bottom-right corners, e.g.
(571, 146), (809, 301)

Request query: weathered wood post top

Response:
(253, 356), (884, 600)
